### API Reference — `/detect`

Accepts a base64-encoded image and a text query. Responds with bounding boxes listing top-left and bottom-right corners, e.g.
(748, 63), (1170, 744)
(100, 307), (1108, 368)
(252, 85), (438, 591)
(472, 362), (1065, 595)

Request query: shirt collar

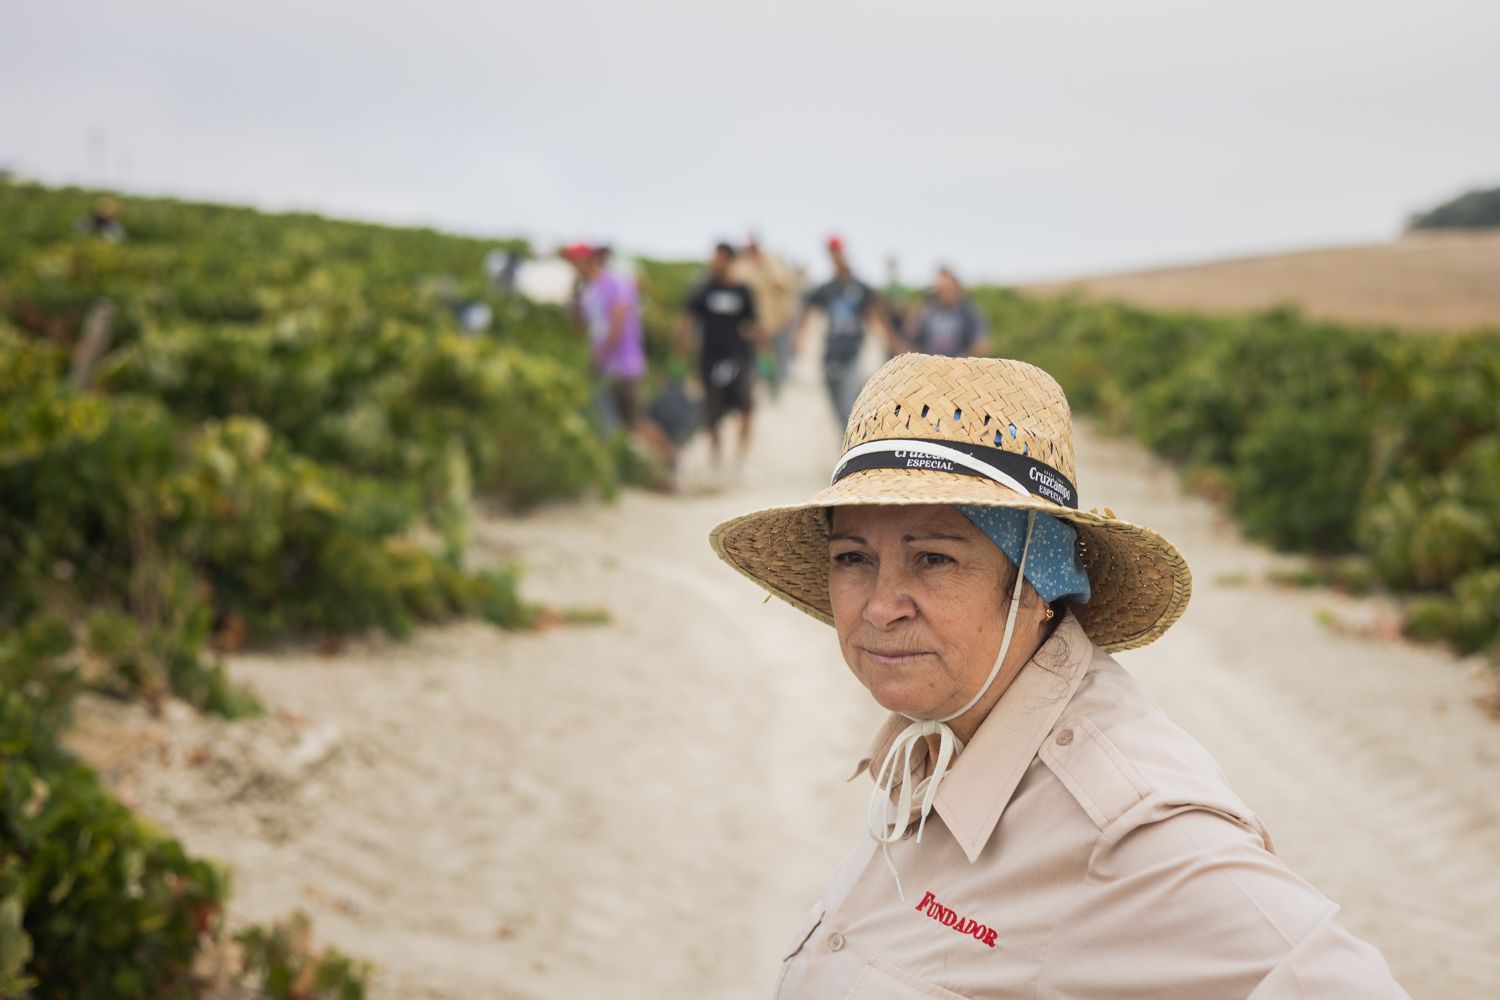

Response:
(850, 612), (1094, 863)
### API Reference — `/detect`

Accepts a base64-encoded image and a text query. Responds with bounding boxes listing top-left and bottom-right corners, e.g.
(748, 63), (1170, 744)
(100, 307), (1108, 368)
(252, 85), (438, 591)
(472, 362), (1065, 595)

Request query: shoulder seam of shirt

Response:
(1038, 714), (1152, 832)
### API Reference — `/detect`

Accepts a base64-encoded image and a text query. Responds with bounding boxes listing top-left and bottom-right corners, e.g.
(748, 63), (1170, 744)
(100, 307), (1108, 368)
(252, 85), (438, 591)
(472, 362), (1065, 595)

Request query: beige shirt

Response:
(732, 252), (798, 334)
(775, 614), (1409, 999)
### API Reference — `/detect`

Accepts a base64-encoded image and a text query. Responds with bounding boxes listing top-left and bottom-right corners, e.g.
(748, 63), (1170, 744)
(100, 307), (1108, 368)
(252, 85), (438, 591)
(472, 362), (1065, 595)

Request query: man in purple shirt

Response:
(566, 244), (647, 430)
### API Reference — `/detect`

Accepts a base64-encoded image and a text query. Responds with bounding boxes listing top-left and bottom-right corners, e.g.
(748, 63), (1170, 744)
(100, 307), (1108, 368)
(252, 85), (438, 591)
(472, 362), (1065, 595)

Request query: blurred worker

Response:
(903, 266), (990, 357)
(484, 246), (523, 294)
(731, 232), (798, 398)
(678, 242), (763, 480)
(882, 253), (914, 358)
(564, 243), (646, 432)
(77, 196), (126, 243)
(794, 236), (901, 433)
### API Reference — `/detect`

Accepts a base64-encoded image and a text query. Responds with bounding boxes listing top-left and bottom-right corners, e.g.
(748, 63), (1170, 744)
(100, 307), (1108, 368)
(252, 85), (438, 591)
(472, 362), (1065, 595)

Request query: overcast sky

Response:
(4, 1), (1498, 282)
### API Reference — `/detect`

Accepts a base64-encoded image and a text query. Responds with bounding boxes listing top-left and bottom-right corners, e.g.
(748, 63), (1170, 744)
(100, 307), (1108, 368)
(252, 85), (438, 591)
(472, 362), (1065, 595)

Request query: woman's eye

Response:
(832, 551), (868, 566)
(918, 552), (955, 568)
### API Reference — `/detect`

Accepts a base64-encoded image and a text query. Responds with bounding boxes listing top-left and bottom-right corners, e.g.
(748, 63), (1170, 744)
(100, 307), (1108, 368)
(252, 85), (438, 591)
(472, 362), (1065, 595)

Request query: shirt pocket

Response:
(773, 903), (825, 999)
(841, 957), (973, 1000)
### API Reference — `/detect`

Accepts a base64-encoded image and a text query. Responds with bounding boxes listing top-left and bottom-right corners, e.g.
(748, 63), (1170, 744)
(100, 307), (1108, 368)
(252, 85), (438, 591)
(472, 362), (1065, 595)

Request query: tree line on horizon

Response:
(1407, 185), (1500, 231)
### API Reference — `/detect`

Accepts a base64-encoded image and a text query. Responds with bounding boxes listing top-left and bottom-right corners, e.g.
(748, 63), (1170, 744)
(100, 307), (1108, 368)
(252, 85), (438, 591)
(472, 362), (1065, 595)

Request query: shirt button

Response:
(828, 933), (846, 952)
(1055, 729), (1074, 746)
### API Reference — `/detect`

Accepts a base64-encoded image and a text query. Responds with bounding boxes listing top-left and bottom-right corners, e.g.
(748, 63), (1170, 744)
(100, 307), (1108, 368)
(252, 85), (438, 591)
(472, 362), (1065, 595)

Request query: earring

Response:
(1044, 606), (1055, 620)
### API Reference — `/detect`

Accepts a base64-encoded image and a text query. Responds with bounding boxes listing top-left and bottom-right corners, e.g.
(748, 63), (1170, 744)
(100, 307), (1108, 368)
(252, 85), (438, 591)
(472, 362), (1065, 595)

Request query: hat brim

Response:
(708, 467), (1191, 652)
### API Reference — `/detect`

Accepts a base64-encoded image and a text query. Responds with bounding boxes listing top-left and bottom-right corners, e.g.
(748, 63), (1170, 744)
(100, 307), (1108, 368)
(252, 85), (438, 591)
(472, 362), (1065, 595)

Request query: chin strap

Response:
(865, 510), (1037, 901)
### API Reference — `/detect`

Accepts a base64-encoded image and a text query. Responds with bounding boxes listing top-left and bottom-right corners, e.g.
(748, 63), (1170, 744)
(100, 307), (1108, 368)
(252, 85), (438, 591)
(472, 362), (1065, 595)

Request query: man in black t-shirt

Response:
(794, 236), (901, 435)
(678, 243), (763, 479)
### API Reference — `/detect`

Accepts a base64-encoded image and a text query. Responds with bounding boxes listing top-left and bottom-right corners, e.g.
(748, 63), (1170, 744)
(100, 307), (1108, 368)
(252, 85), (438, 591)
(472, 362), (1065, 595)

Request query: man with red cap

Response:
(794, 236), (901, 434)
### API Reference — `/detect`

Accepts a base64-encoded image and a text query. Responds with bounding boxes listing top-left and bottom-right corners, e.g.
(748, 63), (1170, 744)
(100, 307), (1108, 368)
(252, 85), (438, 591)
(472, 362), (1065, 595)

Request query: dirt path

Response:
(71, 360), (1500, 998)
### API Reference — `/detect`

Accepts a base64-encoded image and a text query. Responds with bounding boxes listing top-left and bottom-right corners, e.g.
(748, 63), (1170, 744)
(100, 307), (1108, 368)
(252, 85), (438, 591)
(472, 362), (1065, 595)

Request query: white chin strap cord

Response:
(866, 510), (1037, 901)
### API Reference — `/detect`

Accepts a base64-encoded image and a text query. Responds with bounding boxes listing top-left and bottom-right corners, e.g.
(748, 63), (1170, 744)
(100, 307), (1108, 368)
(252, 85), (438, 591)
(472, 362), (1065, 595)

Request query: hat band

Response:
(831, 437), (1078, 509)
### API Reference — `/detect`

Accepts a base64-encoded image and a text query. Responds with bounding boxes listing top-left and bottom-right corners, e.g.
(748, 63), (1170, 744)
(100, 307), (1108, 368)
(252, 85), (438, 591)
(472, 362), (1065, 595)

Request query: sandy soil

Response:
(69, 358), (1500, 998)
(1022, 230), (1500, 332)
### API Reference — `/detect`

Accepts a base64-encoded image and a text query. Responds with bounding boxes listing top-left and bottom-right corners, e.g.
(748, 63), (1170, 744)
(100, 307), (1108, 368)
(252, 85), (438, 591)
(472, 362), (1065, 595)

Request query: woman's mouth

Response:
(861, 647), (932, 666)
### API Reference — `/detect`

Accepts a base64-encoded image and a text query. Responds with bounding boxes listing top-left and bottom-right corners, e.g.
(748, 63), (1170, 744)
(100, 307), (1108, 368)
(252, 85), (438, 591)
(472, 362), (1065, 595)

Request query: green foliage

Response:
(972, 288), (1500, 660)
(0, 856), (35, 997)
(1, 691), (228, 1000)
(0, 181), (630, 997)
(1405, 568), (1500, 656)
(1230, 397), (1373, 551)
(1408, 185), (1500, 231)
(0, 616), (80, 758)
(236, 912), (369, 1000)
(471, 565), (541, 630)
(0, 181), (527, 325)
(1358, 436), (1500, 590)
(635, 257), (703, 377)
(0, 182), (628, 710)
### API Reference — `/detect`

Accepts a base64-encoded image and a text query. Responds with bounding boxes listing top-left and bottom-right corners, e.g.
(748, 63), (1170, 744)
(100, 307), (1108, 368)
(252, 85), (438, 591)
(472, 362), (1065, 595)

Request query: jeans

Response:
(824, 364), (865, 438)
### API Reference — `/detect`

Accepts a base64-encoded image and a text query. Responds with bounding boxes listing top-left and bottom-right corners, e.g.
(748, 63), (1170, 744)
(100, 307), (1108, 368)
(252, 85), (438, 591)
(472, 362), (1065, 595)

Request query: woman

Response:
(710, 354), (1408, 998)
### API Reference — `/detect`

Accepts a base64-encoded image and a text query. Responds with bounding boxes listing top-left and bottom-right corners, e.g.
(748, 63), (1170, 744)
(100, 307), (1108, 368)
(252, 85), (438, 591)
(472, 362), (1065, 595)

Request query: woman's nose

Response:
(864, 563), (916, 629)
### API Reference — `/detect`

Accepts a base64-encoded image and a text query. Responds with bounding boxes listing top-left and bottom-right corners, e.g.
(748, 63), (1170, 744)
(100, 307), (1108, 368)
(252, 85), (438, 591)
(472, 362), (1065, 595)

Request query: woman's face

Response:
(828, 504), (1034, 727)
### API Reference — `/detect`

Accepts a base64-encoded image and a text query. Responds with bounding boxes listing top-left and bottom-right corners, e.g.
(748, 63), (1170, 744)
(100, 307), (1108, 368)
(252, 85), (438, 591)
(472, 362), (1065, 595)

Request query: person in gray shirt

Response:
(794, 236), (900, 434)
(906, 267), (990, 358)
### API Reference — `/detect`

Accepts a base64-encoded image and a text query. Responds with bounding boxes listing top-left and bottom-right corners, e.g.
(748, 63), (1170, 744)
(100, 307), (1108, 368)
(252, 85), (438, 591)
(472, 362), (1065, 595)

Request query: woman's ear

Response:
(1019, 579), (1049, 614)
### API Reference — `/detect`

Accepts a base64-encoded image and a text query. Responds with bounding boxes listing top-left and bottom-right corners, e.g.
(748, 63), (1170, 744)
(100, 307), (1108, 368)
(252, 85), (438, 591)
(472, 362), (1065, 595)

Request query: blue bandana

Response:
(956, 505), (1092, 604)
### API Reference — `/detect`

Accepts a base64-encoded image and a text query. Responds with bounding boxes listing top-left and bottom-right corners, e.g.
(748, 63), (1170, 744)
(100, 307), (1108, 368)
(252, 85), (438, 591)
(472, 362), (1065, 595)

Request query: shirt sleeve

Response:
(908, 306), (931, 350)
(582, 269), (612, 313)
(740, 284), (758, 323)
(685, 279), (707, 318)
(963, 301), (987, 346)
(1041, 803), (1410, 999)
(1247, 907), (1413, 999)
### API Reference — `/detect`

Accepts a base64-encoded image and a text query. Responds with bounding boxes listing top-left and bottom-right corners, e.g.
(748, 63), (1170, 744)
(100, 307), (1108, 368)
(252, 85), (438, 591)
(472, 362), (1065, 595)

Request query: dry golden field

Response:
(1023, 230), (1500, 332)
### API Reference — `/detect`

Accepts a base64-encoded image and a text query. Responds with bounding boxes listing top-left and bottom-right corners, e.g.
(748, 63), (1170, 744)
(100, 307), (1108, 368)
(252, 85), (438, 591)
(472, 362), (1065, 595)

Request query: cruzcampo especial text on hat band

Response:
(831, 438), (1078, 510)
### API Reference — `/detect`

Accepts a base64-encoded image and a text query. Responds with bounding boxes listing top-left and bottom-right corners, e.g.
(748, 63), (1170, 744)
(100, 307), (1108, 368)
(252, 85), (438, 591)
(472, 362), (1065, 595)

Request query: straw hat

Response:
(708, 354), (1191, 651)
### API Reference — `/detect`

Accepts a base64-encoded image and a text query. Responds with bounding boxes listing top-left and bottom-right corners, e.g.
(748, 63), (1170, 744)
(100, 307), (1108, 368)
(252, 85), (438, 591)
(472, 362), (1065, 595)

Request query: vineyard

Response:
(972, 289), (1500, 663)
(2, 179), (1498, 997)
(0, 182), (669, 997)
